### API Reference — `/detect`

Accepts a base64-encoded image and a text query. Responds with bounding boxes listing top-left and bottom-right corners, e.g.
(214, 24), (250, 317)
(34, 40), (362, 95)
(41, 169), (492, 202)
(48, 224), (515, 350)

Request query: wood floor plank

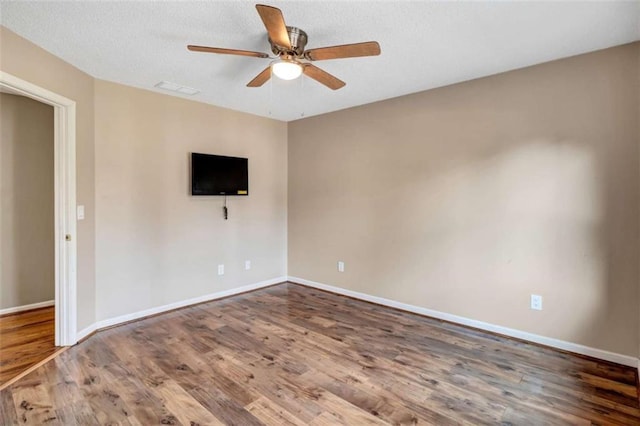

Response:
(0, 307), (56, 386)
(70, 355), (139, 425)
(0, 308), (54, 331)
(0, 380), (19, 425)
(207, 343), (327, 423)
(101, 362), (177, 425)
(151, 377), (226, 426)
(10, 377), (58, 424)
(302, 367), (432, 425)
(0, 283), (638, 425)
(54, 400), (100, 425)
(246, 396), (307, 426)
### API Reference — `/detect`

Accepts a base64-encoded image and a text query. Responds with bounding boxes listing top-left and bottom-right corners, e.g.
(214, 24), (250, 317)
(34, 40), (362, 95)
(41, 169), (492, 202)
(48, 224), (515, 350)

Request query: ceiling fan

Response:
(187, 4), (381, 90)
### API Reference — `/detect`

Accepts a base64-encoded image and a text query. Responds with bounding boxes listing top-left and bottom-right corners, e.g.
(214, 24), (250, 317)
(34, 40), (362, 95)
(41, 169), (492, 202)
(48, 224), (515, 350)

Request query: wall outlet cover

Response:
(530, 294), (542, 310)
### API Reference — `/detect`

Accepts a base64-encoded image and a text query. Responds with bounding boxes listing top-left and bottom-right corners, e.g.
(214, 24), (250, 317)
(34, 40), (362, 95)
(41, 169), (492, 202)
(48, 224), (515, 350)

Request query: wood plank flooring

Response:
(0, 307), (56, 386)
(1, 283), (639, 425)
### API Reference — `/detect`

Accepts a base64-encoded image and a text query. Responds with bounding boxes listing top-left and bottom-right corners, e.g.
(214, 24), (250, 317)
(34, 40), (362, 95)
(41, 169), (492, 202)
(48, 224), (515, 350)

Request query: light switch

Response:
(77, 205), (85, 220)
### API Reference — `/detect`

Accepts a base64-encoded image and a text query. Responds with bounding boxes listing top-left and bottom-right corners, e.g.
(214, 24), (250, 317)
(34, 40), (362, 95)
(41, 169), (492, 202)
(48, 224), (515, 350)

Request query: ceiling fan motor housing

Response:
(269, 26), (308, 56)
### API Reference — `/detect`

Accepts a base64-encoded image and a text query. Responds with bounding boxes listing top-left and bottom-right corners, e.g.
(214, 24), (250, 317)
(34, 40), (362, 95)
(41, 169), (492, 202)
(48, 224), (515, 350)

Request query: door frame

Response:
(0, 71), (77, 346)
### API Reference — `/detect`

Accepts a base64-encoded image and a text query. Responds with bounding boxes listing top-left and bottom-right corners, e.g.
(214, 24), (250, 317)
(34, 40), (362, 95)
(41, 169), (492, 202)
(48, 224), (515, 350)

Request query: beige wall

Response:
(0, 27), (96, 330)
(0, 93), (54, 309)
(94, 80), (287, 322)
(289, 43), (640, 357)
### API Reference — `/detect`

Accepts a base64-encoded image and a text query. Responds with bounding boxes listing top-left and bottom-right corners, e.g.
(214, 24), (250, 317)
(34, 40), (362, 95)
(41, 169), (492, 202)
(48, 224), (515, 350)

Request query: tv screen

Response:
(191, 153), (248, 196)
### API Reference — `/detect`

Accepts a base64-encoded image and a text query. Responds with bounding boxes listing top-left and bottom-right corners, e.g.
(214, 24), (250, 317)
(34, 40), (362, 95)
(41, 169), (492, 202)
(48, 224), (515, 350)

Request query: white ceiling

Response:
(1, 1), (639, 122)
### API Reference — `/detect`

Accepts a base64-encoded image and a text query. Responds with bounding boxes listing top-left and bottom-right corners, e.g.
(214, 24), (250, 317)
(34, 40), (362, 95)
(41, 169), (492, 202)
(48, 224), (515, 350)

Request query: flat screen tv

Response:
(191, 153), (248, 196)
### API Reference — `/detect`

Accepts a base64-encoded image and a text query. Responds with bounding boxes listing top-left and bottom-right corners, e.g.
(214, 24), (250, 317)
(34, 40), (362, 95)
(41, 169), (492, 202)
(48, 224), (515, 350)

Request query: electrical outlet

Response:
(245, 260), (251, 270)
(530, 294), (542, 310)
(218, 264), (224, 276)
(337, 261), (345, 272)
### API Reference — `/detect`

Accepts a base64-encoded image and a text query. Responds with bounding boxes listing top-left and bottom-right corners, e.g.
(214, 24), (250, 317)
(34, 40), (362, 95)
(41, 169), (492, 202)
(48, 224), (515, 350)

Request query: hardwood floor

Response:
(1, 283), (638, 425)
(0, 307), (57, 386)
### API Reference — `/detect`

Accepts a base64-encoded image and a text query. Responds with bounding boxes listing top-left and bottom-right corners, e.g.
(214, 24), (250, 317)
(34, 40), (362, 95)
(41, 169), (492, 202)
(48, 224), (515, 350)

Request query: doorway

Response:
(0, 71), (77, 349)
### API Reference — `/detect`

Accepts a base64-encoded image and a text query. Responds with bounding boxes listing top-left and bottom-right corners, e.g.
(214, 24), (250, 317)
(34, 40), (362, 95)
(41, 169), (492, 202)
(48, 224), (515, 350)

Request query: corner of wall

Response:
(636, 41), (640, 365)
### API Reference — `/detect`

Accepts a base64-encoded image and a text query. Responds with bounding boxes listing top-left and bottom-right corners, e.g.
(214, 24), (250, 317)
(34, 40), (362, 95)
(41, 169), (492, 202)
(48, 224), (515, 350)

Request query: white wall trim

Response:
(76, 323), (97, 342)
(0, 71), (77, 347)
(288, 276), (638, 368)
(75, 277), (286, 340)
(0, 300), (55, 316)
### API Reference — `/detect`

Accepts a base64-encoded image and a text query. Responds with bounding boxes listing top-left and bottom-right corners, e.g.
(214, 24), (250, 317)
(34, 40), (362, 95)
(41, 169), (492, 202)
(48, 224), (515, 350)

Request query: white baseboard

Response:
(287, 276), (639, 368)
(76, 323), (97, 341)
(79, 277), (286, 340)
(0, 300), (54, 316)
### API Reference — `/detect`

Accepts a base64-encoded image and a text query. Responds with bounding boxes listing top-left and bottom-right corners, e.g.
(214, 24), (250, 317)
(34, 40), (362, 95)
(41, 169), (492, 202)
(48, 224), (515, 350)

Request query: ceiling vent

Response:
(154, 81), (200, 96)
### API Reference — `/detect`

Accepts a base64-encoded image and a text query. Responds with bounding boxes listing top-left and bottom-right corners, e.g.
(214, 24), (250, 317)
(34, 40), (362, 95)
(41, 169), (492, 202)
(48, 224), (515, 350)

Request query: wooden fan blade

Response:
(247, 66), (272, 87)
(303, 64), (345, 90)
(256, 4), (291, 49)
(304, 41), (381, 61)
(187, 45), (269, 58)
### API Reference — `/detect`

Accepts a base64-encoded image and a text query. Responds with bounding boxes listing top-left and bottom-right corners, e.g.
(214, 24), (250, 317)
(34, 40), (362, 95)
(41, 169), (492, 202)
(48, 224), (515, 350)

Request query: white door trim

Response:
(0, 71), (77, 346)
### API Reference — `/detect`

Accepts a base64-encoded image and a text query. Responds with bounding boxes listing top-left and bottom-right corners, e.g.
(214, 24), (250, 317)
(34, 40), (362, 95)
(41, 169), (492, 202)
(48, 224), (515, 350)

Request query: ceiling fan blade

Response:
(247, 66), (272, 87)
(304, 41), (381, 61)
(255, 4), (291, 49)
(187, 45), (269, 58)
(303, 64), (345, 90)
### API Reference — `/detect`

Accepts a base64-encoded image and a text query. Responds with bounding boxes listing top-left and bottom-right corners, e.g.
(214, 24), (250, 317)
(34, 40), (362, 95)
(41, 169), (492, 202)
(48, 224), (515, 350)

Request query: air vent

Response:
(154, 81), (200, 96)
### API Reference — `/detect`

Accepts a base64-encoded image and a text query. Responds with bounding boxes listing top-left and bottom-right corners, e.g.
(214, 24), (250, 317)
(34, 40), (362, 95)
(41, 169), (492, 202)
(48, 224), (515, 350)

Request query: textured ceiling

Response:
(1, 1), (639, 121)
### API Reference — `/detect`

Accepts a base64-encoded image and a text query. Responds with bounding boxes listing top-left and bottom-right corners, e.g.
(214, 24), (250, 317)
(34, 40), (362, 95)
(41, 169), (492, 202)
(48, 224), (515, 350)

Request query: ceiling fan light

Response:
(272, 59), (303, 80)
